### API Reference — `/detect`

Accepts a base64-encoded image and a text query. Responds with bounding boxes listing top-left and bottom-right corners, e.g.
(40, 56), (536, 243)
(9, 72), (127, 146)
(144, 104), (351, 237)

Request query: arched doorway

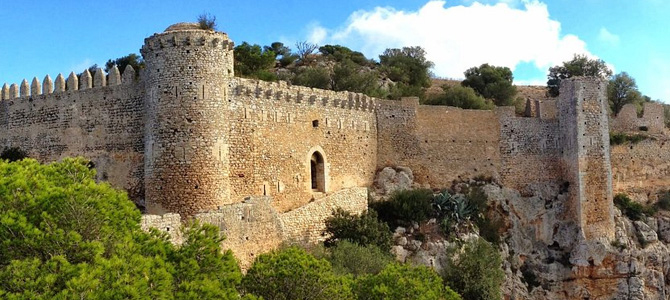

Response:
(310, 151), (325, 192)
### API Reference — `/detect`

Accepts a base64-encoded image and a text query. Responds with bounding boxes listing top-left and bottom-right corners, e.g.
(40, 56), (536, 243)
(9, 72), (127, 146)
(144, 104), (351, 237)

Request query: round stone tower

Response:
(141, 23), (234, 217)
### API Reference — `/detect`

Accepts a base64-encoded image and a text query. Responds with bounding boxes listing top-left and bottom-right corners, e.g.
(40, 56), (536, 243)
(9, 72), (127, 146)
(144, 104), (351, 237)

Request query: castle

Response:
(1, 23), (665, 264)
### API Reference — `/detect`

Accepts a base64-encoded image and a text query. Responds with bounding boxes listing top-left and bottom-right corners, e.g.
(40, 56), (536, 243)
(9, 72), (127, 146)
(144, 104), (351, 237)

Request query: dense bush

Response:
(327, 240), (394, 276)
(242, 246), (353, 300)
(324, 209), (392, 251)
(443, 239), (504, 300)
(424, 85), (494, 110)
(370, 189), (434, 228)
(462, 64), (517, 106)
(0, 158), (248, 299)
(355, 263), (461, 300)
(610, 132), (648, 145)
(614, 193), (656, 220)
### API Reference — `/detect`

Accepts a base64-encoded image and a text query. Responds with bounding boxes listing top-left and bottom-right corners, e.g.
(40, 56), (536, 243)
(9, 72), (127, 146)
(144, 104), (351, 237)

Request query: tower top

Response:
(164, 22), (206, 32)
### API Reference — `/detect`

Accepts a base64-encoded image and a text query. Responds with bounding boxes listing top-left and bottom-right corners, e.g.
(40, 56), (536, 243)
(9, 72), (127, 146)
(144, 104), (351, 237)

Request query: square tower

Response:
(559, 77), (614, 242)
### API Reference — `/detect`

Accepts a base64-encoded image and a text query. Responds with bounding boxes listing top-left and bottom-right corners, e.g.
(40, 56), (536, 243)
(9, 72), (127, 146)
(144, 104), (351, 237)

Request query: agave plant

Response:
(433, 191), (477, 237)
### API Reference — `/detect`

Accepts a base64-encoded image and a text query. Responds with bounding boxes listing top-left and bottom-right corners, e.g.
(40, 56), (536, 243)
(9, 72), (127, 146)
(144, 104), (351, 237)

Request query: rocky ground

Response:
(373, 167), (670, 299)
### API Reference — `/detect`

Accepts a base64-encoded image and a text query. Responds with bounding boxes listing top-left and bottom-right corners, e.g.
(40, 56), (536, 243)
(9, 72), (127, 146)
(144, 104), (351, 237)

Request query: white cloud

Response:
(68, 58), (93, 74)
(598, 27), (620, 46)
(307, 0), (597, 80)
(307, 23), (328, 45)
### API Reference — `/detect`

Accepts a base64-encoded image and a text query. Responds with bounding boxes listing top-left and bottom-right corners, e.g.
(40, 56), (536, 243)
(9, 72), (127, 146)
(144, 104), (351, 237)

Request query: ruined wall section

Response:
(280, 187), (367, 244)
(559, 77), (614, 241)
(498, 107), (562, 192)
(0, 67), (145, 203)
(228, 79), (377, 212)
(141, 187), (367, 269)
(611, 102), (664, 133)
(376, 98), (500, 188)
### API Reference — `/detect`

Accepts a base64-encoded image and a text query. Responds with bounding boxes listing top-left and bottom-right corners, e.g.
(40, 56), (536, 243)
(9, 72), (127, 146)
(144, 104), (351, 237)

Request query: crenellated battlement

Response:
(233, 78), (377, 113)
(0, 65), (137, 101)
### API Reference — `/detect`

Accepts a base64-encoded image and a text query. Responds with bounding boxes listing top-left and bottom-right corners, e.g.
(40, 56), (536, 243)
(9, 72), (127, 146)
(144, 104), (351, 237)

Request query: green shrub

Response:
(0, 158), (246, 298)
(614, 193), (656, 220)
(370, 189), (434, 228)
(354, 263), (461, 300)
(324, 209), (392, 251)
(443, 239), (504, 300)
(328, 241), (393, 277)
(424, 85), (494, 110)
(610, 132), (648, 145)
(242, 246), (353, 300)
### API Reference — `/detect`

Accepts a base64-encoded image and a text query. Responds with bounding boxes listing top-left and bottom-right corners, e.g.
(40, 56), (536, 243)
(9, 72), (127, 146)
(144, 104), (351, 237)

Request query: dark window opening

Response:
(312, 120), (319, 128)
(310, 151), (325, 192)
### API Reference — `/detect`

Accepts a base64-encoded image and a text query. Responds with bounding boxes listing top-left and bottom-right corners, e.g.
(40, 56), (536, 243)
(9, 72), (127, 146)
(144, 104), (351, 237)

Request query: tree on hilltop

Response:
(234, 42), (277, 80)
(265, 42), (298, 67)
(608, 72), (644, 116)
(547, 54), (612, 97)
(425, 84), (494, 110)
(461, 63), (517, 106)
(104, 53), (145, 74)
(379, 46), (434, 99)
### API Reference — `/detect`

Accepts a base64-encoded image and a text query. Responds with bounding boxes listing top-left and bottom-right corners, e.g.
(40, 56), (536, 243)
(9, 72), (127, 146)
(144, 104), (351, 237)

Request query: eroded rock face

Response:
(375, 167), (670, 299)
(485, 183), (670, 300)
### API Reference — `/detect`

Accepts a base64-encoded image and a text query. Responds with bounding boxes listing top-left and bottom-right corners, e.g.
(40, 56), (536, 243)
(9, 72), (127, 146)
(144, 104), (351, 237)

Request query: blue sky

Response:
(0, 0), (668, 102)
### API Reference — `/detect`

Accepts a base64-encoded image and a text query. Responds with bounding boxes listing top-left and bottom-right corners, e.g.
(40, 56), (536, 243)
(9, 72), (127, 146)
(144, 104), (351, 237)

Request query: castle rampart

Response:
(1, 23), (622, 253)
(0, 66), (145, 201)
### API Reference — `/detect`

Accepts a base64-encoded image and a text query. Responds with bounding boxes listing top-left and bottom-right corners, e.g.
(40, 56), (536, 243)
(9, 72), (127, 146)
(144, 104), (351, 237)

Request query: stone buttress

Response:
(559, 77), (615, 242)
(141, 23), (235, 217)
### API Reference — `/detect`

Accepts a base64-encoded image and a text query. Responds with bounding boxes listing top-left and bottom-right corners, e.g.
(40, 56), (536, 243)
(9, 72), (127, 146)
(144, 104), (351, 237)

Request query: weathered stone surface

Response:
(374, 166), (413, 195)
(634, 220), (658, 244)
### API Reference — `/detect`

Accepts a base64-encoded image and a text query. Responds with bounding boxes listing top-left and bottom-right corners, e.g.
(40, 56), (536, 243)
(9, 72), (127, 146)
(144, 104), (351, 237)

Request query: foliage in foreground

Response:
(442, 238), (504, 300)
(0, 158), (246, 299)
(242, 246), (354, 300)
(355, 263), (462, 300)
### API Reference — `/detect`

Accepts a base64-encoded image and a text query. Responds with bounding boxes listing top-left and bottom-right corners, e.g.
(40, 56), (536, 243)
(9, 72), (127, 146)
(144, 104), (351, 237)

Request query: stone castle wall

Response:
(498, 107), (563, 192)
(611, 139), (670, 199)
(376, 97), (501, 188)
(227, 79), (377, 212)
(0, 67), (146, 202)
